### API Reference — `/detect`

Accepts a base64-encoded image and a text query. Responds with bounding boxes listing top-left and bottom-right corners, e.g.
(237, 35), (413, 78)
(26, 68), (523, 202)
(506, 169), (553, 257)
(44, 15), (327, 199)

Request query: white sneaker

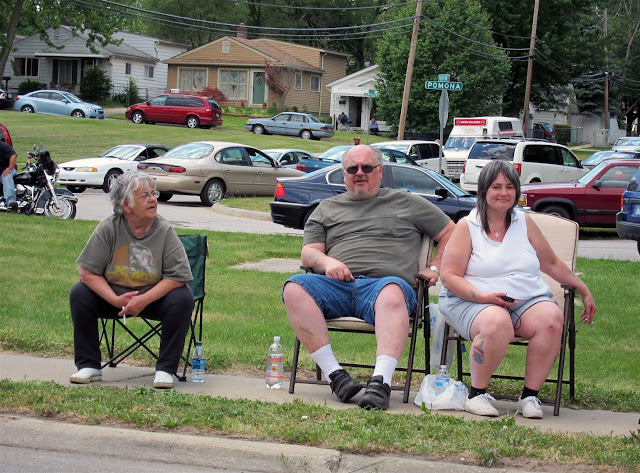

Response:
(70, 368), (102, 384)
(517, 395), (543, 419)
(153, 371), (174, 389)
(465, 393), (499, 417)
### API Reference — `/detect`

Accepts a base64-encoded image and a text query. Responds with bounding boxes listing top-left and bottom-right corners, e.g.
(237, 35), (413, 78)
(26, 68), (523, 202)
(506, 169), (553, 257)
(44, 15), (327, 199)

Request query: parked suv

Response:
(460, 139), (587, 193)
(519, 159), (640, 227)
(125, 94), (223, 129)
(616, 166), (640, 254)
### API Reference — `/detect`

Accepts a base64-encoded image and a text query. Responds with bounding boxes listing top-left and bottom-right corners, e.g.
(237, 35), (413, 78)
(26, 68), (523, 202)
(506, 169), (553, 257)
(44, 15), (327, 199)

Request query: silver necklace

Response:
(490, 227), (505, 237)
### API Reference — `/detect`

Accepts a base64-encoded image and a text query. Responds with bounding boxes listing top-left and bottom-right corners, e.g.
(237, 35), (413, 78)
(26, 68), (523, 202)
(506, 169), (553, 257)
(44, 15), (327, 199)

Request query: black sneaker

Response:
(7, 201), (18, 212)
(357, 375), (391, 410)
(329, 369), (362, 403)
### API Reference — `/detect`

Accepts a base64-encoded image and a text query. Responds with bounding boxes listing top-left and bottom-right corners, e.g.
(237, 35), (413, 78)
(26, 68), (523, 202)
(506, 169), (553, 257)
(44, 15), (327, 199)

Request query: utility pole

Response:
(397, 0), (423, 140)
(522, 0), (540, 136)
(604, 8), (610, 132)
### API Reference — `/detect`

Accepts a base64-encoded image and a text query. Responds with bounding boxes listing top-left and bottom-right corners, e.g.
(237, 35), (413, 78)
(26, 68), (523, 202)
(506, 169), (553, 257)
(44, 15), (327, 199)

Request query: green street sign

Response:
(363, 88), (379, 97)
(425, 81), (463, 91)
(438, 74), (450, 82)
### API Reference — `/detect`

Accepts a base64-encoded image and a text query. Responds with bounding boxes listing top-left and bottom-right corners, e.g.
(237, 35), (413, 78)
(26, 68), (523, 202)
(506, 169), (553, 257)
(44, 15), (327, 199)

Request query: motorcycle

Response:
(0, 146), (78, 219)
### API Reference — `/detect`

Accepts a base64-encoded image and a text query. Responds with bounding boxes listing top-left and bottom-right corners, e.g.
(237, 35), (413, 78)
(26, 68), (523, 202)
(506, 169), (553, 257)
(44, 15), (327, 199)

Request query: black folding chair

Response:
(99, 234), (208, 381)
(289, 235), (433, 403)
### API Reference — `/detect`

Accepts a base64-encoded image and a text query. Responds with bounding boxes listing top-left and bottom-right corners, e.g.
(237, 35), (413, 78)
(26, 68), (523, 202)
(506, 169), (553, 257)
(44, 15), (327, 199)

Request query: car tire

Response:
(71, 109), (85, 118)
(300, 130), (313, 140)
(541, 205), (571, 220)
(302, 206), (317, 228)
(637, 240), (640, 256)
(200, 179), (225, 206)
(158, 192), (173, 202)
(131, 111), (145, 124)
(21, 105), (35, 113)
(186, 116), (200, 129)
(252, 124), (265, 135)
(103, 169), (122, 193)
(66, 185), (86, 194)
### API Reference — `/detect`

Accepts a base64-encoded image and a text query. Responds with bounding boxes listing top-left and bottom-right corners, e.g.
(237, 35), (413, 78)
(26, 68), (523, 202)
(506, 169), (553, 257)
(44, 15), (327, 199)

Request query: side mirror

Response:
(592, 180), (602, 189)
(435, 187), (448, 198)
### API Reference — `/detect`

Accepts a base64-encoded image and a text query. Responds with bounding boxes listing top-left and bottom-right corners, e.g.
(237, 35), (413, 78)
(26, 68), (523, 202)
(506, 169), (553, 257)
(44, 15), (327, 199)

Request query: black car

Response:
(0, 89), (14, 110)
(270, 162), (477, 229)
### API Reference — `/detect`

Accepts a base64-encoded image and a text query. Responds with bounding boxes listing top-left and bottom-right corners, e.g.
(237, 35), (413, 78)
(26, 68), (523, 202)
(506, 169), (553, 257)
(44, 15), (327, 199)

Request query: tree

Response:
(375, 0), (510, 133)
(264, 58), (302, 111)
(79, 67), (111, 102)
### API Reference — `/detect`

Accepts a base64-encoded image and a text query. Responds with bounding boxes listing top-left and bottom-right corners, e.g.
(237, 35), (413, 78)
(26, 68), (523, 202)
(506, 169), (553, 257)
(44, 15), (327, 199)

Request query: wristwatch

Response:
(429, 265), (440, 275)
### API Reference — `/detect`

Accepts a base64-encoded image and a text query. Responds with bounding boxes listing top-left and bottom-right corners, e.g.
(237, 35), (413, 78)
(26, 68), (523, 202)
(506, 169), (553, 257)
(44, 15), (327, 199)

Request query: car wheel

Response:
(71, 109), (85, 118)
(300, 130), (313, 140)
(186, 116), (200, 129)
(158, 192), (173, 202)
(541, 205), (571, 220)
(131, 111), (145, 124)
(21, 105), (35, 113)
(200, 179), (225, 206)
(103, 169), (122, 193)
(637, 240), (640, 256)
(302, 206), (317, 228)
(66, 185), (86, 194)
(252, 124), (265, 135)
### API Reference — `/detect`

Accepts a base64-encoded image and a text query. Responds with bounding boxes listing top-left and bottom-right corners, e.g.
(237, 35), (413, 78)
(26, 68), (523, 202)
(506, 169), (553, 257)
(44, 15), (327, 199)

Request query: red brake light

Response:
(512, 163), (522, 175)
(296, 163), (307, 172)
(274, 183), (285, 198)
(137, 163), (186, 173)
(462, 161), (466, 173)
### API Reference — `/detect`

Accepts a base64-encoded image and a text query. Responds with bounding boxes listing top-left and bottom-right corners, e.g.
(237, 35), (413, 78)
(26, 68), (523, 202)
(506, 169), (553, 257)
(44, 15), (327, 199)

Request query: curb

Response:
(210, 202), (272, 221)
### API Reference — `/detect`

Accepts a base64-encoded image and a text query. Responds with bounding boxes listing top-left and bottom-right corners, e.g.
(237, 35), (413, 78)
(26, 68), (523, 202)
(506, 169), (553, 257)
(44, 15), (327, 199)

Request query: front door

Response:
(251, 71), (266, 106)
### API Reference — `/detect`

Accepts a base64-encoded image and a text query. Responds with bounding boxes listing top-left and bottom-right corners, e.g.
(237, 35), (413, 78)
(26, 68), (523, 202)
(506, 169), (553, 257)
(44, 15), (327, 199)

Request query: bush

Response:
(194, 87), (227, 105)
(79, 67), (111, 102)
(554, 123), (571, 145)
(17, 79), (47, 94)
(267, 100), (279, 116)
(123, 78), (141, 106)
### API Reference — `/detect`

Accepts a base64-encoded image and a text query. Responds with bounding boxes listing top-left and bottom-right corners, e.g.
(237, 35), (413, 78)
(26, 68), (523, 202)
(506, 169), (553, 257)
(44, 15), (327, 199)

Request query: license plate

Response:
(632, 204), (640, 217)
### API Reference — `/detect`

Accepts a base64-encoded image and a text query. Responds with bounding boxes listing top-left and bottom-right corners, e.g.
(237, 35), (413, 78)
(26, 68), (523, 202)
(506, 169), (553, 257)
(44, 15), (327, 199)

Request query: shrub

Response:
(17, 79), (47, 94)
(267, 100), (279, 116)
(79, 67), (111, 102)
(194, 87), (227, 105)
(123, 78), (141, 106)
(554, 123), (571, 145)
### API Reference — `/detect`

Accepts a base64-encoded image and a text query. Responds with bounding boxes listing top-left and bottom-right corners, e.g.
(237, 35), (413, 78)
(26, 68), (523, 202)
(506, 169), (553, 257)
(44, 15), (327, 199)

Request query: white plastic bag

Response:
(429, 303), (455, 371)
(414, 374), (468, 410)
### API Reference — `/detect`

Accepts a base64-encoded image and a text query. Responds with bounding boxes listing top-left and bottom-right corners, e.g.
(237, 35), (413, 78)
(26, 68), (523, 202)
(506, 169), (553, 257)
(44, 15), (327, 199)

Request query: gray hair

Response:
(476, 159), (521, 233)
(342, 145), (383, 166)
(109, 172), (156, 215)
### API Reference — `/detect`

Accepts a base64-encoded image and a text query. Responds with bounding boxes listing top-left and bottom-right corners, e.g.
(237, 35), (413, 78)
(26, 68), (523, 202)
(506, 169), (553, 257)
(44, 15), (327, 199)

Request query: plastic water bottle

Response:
(191, 341), (205, 382)
(434, 364), (450, 396)
(266, 336), (284, 389)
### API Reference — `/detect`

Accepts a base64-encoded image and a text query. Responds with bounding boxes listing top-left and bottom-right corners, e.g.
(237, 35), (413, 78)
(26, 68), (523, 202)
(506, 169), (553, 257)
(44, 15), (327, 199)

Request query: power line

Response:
(225, 0), (418, 11)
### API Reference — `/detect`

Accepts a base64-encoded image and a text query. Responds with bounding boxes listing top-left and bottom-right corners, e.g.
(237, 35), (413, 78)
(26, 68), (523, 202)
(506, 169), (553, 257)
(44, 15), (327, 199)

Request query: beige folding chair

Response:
(289, 234), (434, 403)
(440, 212), (579, 415)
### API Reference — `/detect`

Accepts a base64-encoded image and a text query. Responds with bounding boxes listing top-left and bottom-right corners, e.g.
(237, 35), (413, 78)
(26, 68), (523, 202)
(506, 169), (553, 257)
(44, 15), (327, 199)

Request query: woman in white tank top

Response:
(438, 160), (596, 419)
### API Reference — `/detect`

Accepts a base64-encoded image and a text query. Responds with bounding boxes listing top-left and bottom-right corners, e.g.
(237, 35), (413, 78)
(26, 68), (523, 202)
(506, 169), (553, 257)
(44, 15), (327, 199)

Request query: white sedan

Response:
(57, 144), (170, 193)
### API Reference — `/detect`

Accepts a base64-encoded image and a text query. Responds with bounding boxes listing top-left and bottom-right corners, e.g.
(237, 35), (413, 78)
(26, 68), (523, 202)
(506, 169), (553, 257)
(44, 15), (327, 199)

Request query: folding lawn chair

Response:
(99, 234), (208, 381)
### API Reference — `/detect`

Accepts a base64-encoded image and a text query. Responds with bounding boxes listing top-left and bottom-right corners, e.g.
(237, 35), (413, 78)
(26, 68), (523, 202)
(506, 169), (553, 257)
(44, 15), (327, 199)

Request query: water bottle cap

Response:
(440, 365), (446, 369)
(274, 336), (280, 343)
(196, 341), (202, 347)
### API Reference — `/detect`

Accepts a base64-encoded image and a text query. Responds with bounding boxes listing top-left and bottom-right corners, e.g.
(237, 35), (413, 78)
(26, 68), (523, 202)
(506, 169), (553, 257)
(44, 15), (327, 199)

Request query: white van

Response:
(421, 116), (524, 180)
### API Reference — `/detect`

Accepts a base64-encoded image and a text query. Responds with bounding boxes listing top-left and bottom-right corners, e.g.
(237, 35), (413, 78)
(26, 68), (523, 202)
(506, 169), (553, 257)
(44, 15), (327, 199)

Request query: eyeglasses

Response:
(138, 190), (160, 200)
(344, 164), (380, 175)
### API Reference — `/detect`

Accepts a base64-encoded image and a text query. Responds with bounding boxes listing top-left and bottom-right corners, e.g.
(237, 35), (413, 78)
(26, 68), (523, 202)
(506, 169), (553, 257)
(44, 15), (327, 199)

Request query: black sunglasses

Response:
(344, 164), (380, 175)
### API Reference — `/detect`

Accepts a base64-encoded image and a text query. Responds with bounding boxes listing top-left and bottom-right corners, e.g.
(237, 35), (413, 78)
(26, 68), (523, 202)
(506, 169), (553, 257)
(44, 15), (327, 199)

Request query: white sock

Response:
(310, 344), (342, 381)
(372, 354), (398, 386)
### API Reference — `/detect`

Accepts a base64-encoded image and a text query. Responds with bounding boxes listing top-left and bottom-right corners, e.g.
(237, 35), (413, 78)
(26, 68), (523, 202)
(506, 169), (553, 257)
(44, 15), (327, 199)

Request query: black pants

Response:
(70, 282), (194, 374)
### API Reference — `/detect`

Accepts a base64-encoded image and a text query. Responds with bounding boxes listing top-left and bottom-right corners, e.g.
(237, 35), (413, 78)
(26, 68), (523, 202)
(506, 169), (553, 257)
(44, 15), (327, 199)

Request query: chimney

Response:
(237, 24), (248, 39)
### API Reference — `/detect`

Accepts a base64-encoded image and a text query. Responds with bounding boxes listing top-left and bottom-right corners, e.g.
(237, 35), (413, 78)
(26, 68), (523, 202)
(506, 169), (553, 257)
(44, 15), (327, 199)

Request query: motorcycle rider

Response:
(0, 140), (18, 211)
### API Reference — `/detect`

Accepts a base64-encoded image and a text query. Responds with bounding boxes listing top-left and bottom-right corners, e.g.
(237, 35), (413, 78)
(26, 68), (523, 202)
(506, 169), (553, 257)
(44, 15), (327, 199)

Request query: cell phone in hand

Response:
(500, 295), (515, 303)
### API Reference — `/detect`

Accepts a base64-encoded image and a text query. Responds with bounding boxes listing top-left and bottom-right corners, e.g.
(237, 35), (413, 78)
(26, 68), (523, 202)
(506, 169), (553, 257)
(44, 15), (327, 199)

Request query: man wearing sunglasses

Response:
(283, 145), (455, 410)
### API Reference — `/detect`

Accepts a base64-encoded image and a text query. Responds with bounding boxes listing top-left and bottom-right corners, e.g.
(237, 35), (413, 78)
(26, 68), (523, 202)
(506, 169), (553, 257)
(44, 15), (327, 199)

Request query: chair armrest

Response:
(301, 265), (313, 273)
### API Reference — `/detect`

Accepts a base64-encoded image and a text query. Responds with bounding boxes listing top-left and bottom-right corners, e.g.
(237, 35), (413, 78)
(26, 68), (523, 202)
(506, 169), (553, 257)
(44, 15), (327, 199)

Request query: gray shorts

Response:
(437, 290), (556, 340)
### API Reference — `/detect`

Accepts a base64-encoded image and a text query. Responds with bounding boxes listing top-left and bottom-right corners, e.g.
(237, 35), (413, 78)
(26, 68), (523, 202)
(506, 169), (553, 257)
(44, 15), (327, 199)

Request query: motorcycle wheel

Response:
(43, 197), (77, 219)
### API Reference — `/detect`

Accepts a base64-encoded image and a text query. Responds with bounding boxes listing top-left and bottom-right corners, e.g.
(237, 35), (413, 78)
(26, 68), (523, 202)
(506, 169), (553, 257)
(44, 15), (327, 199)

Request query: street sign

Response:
(439, 90), (449, 128)
(363, 88), (379, 98)
(438, 74), (450, 82)
(425, 81), (463, 91)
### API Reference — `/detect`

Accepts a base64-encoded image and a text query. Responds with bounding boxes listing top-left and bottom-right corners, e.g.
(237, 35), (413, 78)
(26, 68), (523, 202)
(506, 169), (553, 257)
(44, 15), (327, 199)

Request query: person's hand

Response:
(1, 168), (10, 177)
(579, 292), (596, 325)
(119, 293), (149, 317)
(324, 260), (354, 282)
(488, 292), (517, 308)
(114, 291), (139, 316)
(416, 267), (439, 287)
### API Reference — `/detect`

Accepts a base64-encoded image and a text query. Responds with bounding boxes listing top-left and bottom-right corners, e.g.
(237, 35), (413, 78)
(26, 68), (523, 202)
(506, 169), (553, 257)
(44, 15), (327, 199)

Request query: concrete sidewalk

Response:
(1, 352), (637, 437)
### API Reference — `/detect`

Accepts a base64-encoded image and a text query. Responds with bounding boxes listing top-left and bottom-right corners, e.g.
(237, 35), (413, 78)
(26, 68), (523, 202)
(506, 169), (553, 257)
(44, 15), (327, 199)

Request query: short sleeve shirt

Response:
(304, 187), (450, 287)
(0, 141), (16, 173)
(76, 214), (192, 295)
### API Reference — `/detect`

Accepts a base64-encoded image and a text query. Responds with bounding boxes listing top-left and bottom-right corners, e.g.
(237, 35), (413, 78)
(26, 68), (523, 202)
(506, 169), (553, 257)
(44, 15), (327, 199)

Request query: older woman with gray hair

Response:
(69, 172), (193, 389)
(438, 159), (596, 419)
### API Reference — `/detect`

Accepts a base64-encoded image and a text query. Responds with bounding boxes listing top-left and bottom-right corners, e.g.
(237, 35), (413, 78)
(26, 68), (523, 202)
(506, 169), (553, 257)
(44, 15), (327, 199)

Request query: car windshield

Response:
(264, 151), (281, 159)
(578, 161), (611, 184)
(164, 142), (214, 160)
(615, 138), (640, 147)
(372, 143), (408, 152)
(584, 151), (635, 166)
(467, 142), (516, 161)
(61, 92), (83, 103)
(305, 115), (320, 123)
(444, 137), (477, 150)
(100, 145), (143, 160)
(317, 146), (351, 161)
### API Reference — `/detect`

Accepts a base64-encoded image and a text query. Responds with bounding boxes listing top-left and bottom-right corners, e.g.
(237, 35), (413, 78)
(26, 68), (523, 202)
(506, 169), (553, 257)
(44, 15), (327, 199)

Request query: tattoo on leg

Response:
(472, 341), (485, 364)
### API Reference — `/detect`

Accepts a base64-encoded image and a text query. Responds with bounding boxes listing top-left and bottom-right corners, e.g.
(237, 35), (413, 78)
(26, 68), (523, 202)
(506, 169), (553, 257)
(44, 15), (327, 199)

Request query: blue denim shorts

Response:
(283, 274), (417, 324)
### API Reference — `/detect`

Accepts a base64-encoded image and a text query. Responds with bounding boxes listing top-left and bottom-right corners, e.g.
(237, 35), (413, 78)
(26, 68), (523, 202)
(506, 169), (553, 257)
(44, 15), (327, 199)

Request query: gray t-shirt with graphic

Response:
(304, 187), (450, 287)
(77, 214), (192, 295)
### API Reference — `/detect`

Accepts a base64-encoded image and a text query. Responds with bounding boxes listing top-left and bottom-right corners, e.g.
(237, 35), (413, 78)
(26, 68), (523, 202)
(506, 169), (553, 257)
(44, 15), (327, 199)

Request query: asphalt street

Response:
(74, 189), (639, 261)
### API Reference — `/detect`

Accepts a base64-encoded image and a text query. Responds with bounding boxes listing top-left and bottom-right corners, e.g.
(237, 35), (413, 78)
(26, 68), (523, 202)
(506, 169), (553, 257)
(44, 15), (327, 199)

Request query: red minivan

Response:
(125, 94), (223, 129)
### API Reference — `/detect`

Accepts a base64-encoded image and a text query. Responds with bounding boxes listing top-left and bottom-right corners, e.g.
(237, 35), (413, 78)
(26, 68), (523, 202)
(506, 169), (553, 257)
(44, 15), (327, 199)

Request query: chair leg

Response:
(403, 308), (421, 403)
(289, 337), (301, 394)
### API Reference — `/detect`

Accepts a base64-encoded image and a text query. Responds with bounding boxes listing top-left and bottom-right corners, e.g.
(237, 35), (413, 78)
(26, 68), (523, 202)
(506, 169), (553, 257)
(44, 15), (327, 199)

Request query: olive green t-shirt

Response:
(77, 214), (192, 296)
(304, 187), (450, 287)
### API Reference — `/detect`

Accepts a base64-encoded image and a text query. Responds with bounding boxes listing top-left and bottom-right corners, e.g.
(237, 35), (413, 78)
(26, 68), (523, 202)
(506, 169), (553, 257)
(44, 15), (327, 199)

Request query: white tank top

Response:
(461, 209), (550, 301)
